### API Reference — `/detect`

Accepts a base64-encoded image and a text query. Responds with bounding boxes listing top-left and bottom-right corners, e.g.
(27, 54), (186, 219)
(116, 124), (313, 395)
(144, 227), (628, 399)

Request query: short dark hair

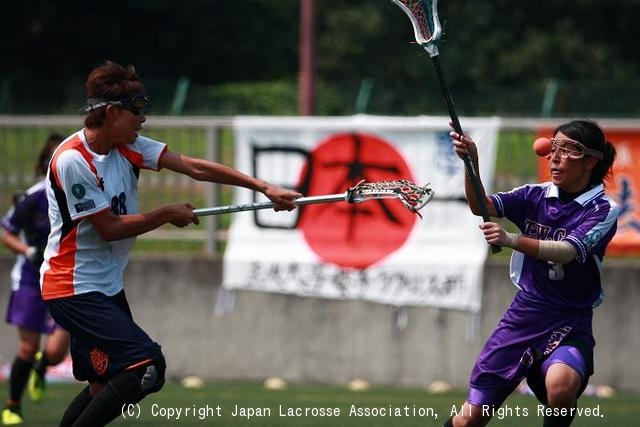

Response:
(83, 61), (145, 128)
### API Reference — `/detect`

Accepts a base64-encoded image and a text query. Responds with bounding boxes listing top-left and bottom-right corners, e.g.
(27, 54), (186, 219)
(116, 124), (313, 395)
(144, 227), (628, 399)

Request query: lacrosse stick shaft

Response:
(193, 194), (347, 217)
(429, 54), (501, 253)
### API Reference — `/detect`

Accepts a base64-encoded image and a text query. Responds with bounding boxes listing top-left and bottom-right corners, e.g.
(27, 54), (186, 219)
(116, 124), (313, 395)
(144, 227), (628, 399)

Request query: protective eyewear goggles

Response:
(549, 138), (603, 160)
(82, 94), (151, 115)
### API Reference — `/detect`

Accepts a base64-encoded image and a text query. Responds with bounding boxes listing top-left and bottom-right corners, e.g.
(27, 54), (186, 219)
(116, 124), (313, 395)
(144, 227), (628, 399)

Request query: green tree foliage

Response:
(1, 0), (638, 114)
(0, 0), (298, 83)
(436, 0), (640, 86)
(314, 0), (640, 87)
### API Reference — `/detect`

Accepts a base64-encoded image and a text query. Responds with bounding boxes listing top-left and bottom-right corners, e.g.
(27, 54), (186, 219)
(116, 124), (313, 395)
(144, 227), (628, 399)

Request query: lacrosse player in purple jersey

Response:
(445, 120), (618, 427)
(1, 134), (71, 425)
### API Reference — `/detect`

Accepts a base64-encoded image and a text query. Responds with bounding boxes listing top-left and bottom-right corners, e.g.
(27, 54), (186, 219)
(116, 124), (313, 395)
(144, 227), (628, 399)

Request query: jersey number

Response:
(111, 192), (127, 215)
(548, 262), (565, 281)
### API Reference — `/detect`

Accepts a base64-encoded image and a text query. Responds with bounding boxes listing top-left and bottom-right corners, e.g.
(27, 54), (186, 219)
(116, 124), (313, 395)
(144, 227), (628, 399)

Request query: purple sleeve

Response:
(565, 198), (618, 263)
(1, 196), (25, 235)
(490, 184), (534, 230)
(0, 210), (18, 234)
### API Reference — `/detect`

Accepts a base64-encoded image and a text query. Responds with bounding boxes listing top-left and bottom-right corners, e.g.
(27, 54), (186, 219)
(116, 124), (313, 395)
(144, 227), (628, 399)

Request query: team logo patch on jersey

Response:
(583, 230), (603, 250)
(74, 200), (96, 213)
(90, 347), (109, 376)
(72, 183), (86, 198)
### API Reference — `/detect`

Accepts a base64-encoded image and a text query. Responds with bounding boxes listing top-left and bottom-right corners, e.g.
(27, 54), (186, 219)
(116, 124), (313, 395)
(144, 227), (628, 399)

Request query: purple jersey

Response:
(1, 180), (50, 290)
(466, 182), (618, 408)
(3, 180), (57, 333)
(490, 182), (618, 309)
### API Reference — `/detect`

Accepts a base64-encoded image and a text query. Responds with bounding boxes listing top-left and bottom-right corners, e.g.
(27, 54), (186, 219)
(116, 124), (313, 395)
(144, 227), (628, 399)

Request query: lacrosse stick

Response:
(193, 179), (434, 217)
(390, 0), (500, 253)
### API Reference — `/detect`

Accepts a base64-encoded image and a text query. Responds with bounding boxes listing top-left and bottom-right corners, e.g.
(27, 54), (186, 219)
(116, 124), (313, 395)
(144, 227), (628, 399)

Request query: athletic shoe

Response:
(1, 407), (23, 425)
(28, 352), (46, 403)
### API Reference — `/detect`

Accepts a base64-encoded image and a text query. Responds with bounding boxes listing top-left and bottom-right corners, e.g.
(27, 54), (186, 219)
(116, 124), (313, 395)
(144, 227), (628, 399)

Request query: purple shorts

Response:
(6, 284), (58, 334)
(467, 292), (594, 408)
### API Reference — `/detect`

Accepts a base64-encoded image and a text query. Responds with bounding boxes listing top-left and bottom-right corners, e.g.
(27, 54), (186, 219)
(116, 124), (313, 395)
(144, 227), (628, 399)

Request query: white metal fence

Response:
(1, 115), (638, 254)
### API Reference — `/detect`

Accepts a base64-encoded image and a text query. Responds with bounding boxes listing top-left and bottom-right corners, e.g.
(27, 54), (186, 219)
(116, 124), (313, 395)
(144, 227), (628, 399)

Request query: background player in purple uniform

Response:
(445, 120), (618, 427)
(1, 134), (70, 425)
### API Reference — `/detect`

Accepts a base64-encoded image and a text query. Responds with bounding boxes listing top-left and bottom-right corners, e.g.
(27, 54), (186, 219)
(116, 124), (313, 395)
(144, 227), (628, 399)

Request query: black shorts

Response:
(46, 290), (163, 383)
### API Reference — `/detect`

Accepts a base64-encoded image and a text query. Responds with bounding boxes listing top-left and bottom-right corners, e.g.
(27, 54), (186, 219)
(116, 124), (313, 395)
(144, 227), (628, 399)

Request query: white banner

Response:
(222, 115), (500, 312)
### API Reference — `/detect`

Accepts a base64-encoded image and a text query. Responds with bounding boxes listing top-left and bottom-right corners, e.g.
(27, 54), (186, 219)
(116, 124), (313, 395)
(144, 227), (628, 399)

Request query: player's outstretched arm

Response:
(159, 150), (301, 211)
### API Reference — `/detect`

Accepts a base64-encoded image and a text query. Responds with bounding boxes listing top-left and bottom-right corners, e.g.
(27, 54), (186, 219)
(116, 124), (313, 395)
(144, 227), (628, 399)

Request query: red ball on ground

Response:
(533, 137), (552, 156)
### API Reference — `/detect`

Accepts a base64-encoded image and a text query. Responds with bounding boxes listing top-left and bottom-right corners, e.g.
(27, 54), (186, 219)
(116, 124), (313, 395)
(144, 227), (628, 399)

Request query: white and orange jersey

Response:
(40, 130), (166, 300)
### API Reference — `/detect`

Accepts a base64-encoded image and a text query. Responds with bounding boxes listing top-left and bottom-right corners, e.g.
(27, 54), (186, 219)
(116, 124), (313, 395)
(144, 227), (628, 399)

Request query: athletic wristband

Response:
(25, 246), (38, 262)
(503, 232), (520, 249)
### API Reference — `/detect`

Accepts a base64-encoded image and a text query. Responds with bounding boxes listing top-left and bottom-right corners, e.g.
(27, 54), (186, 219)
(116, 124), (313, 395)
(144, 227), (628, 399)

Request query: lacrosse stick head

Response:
(346, 179), (434, 214)
(390, 0), (442, 47)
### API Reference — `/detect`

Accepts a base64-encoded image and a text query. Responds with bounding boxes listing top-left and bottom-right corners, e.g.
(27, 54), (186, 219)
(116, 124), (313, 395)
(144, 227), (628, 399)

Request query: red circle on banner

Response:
(297, 132), (417, 269)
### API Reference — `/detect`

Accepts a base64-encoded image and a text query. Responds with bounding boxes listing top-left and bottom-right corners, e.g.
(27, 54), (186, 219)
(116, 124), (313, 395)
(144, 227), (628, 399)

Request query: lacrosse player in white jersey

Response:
(40, 60), (301, 426)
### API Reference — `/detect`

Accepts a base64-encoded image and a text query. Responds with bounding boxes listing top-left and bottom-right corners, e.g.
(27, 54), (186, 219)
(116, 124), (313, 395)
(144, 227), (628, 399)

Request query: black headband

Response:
(80, 93), (150, 114)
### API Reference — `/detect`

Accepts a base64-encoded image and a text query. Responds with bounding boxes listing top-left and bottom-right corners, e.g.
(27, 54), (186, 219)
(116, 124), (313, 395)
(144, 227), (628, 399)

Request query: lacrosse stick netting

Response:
(347, 179), (434, 214)
(390, 0), (442, 55)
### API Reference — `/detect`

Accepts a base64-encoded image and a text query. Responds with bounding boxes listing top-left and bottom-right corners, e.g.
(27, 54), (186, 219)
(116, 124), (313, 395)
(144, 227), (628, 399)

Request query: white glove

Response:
(25, 246), (38, 262)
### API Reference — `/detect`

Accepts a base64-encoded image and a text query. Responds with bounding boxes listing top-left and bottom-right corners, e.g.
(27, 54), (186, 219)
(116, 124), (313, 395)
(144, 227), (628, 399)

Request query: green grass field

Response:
(12, 381), (640, 426)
